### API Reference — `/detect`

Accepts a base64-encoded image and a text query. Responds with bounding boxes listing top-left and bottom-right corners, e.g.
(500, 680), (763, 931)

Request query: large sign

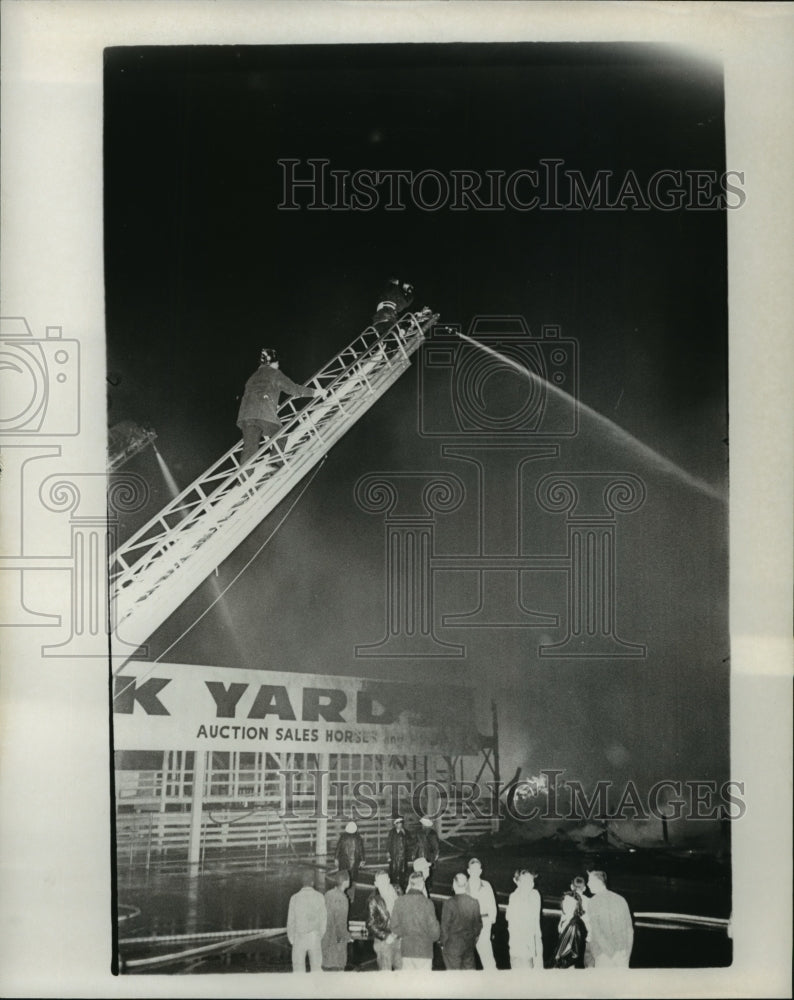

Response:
(113, 664), (480, 755)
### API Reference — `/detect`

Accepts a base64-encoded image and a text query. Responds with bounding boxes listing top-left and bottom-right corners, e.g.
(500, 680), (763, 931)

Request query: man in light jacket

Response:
(466, 857), (497, 969)
(321, 869), (353, 971)
(286, 869), (327, 973)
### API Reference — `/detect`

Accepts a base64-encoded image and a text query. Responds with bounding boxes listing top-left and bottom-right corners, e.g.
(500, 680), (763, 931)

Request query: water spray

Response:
(152, 443), (182, 500)
(454, 330), (725, 504)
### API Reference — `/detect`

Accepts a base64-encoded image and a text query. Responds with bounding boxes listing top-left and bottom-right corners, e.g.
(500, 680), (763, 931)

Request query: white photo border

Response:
(0, 2), (791, 998)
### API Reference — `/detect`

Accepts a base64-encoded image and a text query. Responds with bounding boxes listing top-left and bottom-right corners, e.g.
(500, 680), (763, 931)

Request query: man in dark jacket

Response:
(583, 869), (633, 967)
(237, 347), (320, 464)
(440, 873), (483, 970)
(413, 816), (441, 893)
(371, 278), (414, 333)
(366, 870), (403, 970)
(390, 872), (440, 970)
(386, 816), (410, 890)
(334, 821), (366, 901)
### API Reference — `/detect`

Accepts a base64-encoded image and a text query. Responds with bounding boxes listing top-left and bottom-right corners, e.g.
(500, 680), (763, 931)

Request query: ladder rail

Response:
(110, 336), (421, 640)
(109, 311), (436, 631)
(112, 348), (410, 596)
(111, 366), (392, 589)
(110, 315), (425, 583)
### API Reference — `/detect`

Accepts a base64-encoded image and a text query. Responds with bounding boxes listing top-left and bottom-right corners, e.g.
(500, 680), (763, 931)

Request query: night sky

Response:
(105, 43), (729, 811)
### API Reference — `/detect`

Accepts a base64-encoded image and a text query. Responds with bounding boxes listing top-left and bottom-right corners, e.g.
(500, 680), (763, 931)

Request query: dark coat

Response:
(366, 885), (403, 941)
(440, 893), (482, 952)
(320, 887), (351, 969)
(390, 889), (440, 959)
(413, 826), (440, 864)
(386, 826), (409, 877)
(553, 914), (587, 968)
(376, 280), (414, 312)
(372, 281), (414, 328)
(236, 365), (315, 430)
(334, 831), (366, 874)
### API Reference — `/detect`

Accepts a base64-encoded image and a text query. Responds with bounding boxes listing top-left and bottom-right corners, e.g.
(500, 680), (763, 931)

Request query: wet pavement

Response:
(117, 843), (732, 973)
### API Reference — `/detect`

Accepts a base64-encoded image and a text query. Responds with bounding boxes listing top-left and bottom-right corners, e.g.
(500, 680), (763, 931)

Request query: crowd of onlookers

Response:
(286, 816), (634, 972)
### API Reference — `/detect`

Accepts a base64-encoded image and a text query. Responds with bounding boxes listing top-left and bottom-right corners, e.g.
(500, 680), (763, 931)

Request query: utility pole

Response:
(491, 700), (501, 833)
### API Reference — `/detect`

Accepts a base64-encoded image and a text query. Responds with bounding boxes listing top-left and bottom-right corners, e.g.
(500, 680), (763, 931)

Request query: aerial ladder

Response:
(109, 306), (439, 662)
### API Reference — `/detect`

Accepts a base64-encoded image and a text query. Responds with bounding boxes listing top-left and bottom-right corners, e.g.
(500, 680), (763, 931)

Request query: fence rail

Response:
(115, 807), (496, 871)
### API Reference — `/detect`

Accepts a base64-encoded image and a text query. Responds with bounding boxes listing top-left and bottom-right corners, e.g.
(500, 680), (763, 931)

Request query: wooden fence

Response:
(116, 807), (496, 872)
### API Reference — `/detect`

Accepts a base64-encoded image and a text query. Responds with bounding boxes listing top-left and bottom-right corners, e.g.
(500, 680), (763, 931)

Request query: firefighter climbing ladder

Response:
(109, 308), (439, 660)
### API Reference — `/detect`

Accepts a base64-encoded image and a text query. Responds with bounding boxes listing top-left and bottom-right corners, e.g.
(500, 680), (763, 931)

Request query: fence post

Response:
(188, 751), (207, 876)
(315, 752), (329, 862)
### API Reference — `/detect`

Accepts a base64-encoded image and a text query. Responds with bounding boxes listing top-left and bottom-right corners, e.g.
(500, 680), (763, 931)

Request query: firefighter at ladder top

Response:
(371, 278), (414, 333)
(237, 347), (321, 465)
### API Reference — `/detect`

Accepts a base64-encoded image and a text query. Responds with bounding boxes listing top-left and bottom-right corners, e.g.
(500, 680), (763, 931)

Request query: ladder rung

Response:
(110, 309), (439, 645)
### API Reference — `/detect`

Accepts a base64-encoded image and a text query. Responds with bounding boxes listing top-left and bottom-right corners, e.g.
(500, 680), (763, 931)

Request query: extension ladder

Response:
(109, 308), (439, 659)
